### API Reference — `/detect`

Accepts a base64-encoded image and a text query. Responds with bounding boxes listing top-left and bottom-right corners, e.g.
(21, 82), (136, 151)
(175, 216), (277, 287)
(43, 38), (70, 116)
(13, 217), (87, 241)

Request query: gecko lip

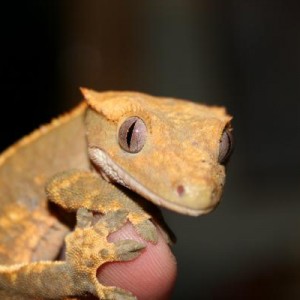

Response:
(88, 147), (216, 217)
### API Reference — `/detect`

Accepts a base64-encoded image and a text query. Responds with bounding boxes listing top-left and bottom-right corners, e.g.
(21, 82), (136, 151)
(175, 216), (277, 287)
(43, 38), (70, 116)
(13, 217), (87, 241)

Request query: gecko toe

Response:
(134, 219), (158, 244)
(94, 210), (129, 234)
(114, 239), (145, 261)
(76, 207), (93, 228)
(102, 287), (137, 300)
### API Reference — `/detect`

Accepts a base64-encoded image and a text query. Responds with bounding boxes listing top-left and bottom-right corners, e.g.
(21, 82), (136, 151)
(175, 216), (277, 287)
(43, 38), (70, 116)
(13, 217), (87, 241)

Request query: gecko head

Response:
(82, 88), (233, 216)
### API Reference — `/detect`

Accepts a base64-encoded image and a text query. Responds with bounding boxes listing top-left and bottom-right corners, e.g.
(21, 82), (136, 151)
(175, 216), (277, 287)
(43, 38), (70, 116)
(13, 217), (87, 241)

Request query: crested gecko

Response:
(0, 89), (233, 299)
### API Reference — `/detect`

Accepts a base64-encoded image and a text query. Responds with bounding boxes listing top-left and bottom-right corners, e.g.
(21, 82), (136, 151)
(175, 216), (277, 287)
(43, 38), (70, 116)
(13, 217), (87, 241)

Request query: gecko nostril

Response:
(177, 185), (185, 197)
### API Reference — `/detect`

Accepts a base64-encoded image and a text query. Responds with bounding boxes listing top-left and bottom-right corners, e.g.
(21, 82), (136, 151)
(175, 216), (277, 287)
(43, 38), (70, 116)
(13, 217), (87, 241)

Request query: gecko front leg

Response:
(46, 170), (162, 299)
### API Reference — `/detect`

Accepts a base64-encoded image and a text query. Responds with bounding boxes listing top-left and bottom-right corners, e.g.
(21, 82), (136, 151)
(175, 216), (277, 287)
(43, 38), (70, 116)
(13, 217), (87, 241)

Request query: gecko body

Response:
(0, 89), (233, 299)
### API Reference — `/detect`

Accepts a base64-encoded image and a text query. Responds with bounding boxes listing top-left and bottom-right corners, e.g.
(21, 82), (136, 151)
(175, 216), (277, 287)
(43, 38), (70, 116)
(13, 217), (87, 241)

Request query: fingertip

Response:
(97, 223), (177, 300)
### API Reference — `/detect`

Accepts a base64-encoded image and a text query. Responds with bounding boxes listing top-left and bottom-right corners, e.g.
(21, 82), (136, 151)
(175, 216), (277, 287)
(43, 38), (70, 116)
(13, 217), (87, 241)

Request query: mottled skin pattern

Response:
(0, 89), (232, 299)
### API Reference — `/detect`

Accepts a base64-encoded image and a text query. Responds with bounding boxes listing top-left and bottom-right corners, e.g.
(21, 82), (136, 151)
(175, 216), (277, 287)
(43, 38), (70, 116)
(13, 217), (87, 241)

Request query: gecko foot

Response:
(64, 209), (146, 299)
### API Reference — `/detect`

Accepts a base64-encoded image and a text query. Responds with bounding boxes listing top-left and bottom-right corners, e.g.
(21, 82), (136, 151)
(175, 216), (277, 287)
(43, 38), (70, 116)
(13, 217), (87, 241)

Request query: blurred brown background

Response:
(1, 1), (300, 299)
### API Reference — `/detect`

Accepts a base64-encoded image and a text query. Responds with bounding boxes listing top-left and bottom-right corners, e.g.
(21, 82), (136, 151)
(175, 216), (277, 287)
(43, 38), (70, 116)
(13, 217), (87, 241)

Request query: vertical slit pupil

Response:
(126, 121), (137, 148)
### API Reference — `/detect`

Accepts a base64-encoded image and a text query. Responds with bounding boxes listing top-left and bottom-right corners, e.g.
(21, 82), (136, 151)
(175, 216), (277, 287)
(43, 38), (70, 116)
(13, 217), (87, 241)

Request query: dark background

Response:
(1, 1), (300, 299)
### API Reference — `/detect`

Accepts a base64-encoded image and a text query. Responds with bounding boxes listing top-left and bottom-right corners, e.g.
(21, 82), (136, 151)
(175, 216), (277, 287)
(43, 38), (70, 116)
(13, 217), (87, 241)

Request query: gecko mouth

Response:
(88, 147), (214, 216)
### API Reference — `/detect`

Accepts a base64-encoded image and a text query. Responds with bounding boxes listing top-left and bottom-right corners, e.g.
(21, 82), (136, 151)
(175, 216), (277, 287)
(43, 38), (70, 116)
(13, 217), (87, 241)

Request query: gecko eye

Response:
(118, 117), (147, 153)
(218, 128), (234, 164)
